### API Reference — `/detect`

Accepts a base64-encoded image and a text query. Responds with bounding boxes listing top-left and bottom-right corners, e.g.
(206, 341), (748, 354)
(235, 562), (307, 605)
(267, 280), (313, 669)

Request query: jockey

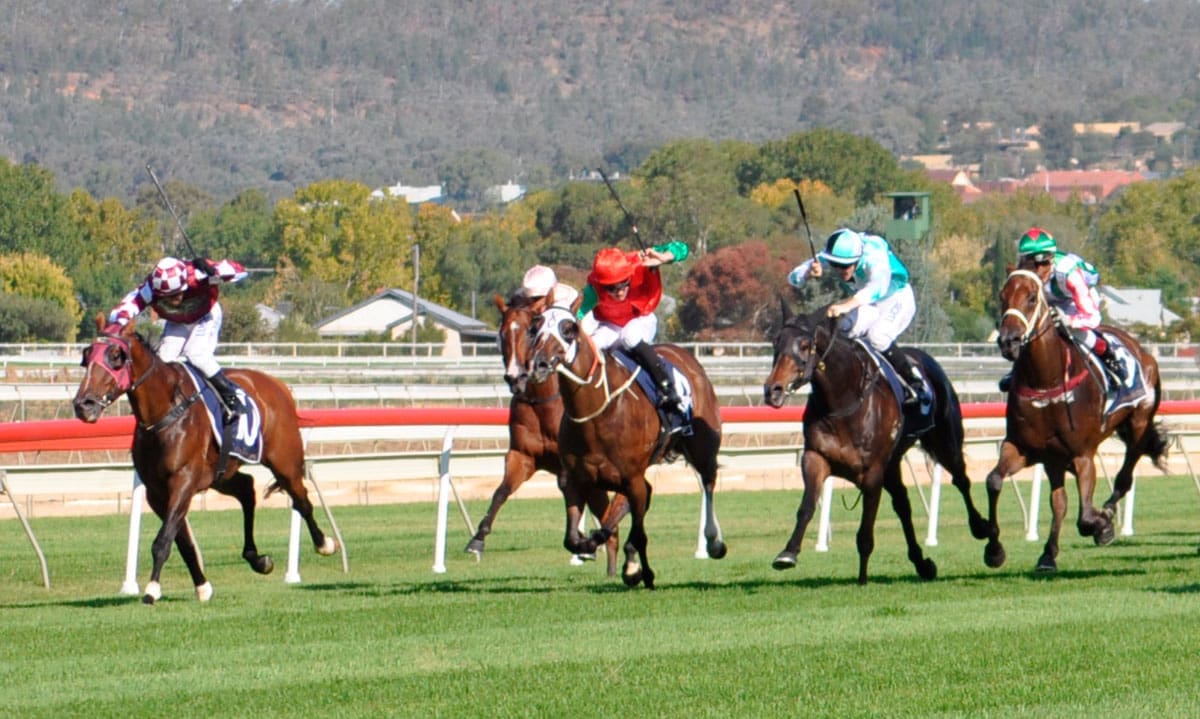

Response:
(1000, 227), (1126, 392)
(788, 228), (927, 407)
(579, 241), (689, 418)
(520, 264), (580, 310)
(108, 256), (249, 419)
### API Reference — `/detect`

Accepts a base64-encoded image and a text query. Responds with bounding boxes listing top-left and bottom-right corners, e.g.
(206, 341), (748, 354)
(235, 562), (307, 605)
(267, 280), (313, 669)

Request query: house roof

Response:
(316, 289), (494, 340)
(1102, 286), (1182, 327)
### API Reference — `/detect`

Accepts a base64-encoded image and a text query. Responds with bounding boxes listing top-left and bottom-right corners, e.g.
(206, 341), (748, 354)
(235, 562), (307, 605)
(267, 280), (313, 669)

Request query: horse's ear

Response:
(93, 313), (106, 333)
(1005, 262), (1015, 274)
(493, 293), (507, 313)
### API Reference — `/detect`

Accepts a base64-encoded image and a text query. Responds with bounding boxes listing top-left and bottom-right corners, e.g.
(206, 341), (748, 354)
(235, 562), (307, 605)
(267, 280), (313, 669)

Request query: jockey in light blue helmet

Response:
(788, 228), (925, 407)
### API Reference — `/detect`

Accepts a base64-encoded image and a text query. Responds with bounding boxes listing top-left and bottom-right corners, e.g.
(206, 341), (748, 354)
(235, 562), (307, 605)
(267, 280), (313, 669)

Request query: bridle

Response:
(1002, 269), (1054, 346)
(531, 307), (640, 423)
(776, 315), (879, 419)
(82, 330), (197, 431)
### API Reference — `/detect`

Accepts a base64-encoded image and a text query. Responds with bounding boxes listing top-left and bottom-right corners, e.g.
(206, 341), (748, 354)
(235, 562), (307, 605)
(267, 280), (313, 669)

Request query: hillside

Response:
(2, 0), (1200, 205)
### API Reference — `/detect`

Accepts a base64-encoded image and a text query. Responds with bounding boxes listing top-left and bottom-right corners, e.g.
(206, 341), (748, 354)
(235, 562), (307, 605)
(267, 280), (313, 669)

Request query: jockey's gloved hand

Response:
(192, 257), (217, 276)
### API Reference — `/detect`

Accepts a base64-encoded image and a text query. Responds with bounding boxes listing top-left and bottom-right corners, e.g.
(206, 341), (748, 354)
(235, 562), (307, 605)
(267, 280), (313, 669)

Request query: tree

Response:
(741, 129), (905, 205)
(0, 252), (82, 341)
(677, 241), (795, 340)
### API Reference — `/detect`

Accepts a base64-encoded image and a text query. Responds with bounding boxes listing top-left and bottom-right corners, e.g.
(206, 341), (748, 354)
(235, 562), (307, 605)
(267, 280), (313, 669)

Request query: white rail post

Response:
(1025, 465), (1044, 542)
(120, 472), (146, 595)
(924, 464), (944, 547)
(814, 478), (834, 552)
(432, 426), (457, 573)
(285, 510), (303, 583)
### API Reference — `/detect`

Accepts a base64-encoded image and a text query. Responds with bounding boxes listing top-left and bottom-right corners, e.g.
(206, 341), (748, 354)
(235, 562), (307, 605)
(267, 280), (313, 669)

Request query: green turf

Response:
(2, 477), (1199, 718)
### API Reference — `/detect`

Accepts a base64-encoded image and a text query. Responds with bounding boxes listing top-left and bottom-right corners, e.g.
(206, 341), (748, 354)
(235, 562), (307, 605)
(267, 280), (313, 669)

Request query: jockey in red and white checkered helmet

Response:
(108, 256), (249, 419)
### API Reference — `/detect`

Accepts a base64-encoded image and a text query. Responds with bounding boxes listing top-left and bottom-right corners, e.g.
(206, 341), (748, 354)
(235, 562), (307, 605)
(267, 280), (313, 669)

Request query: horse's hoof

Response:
(142, 580), (162, 605)
(643, 569), (655, 590)
(195, 582), (214, 602)
(707, 540), (728, 560)
(622, 567), (642, 587)
(917, 559), (937, 581)
(1094, 522), (1115, 546)
(570, 553), (596, 565)
(984, 542), (1007, 569)
(1035, 555), (1057, 573)
(772, 552), (798, 570)
(464, 538), (484, 559)
(254, 555), (275, 575)
(316, 537), (338, 556)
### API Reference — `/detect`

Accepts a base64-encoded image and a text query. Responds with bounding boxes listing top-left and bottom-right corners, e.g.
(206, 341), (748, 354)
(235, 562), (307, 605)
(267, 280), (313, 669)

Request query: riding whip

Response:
(793, 188), (817, 260)
(597, 168), (648, 252)
(145, 163), (201, 258)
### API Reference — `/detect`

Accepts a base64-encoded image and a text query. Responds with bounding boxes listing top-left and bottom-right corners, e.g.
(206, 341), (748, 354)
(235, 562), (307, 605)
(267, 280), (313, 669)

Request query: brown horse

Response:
(989, 268), (1168, 572)
(527, 305), (726, 589)
(464, 292), (626, 575)
(763, 302), (1003, 584)
(72, 316), (336, 603)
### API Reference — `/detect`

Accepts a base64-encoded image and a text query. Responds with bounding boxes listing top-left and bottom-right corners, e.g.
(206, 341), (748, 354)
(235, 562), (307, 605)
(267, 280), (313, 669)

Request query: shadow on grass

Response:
(1, 595), (144, 609)
(1151, 582), (1200, 595)
(297, 577), (560, 597)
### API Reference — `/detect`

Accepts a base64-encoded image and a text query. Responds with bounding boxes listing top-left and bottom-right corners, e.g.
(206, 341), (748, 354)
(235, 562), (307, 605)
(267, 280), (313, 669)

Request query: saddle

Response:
(611, 349), (694, 461)
(856, 341), (935, 437)
(1094, 333), (1149, 414)
(181, 364), (264, 463)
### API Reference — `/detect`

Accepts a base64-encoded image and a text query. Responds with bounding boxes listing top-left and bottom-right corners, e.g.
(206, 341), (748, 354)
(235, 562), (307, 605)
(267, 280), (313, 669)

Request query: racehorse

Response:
(763, 301), (1003, 584)
(464, 292), (626, 575)
(527, 305), (727, 589)
(72, 316), (337, 603)
(989, 268), (1168, 572)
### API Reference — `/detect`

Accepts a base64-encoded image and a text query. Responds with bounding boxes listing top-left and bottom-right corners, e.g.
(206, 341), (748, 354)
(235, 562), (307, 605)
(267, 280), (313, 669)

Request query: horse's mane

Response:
(507, 291), (538, 310)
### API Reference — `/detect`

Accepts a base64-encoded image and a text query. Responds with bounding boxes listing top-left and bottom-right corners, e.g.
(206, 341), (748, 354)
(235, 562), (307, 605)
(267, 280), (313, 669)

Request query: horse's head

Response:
(997, 269), (1048, 362)
(73, 314), (137, 423)
(527, 306), (580, 384)
(763, 300), (831, 408)
(494, 292), (545, 395)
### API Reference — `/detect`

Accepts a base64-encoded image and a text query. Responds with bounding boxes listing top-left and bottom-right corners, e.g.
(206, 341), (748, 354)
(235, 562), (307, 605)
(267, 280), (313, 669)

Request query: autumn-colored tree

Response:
(0, 251), (82, 341)
(677, 240), (797, 340)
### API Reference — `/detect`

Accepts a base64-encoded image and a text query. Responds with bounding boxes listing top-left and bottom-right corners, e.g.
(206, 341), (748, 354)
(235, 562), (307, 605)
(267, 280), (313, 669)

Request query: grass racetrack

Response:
(2, 476), (1199, 718)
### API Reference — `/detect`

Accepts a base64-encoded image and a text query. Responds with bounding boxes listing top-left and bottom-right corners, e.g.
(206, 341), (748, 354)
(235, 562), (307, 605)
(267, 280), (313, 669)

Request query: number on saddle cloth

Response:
(182, 364), (264, 462)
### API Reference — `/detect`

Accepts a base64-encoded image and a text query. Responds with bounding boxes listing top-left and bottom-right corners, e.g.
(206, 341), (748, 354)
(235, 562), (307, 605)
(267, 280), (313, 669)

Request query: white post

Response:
(432, 427), (457, 573)
(814, 478), (834, 552)
(924, 465), (944, 547)
(1120, 477), (1136, 536)
(694, 490), (709, 559)
(1025, 466), (1044, 542)
(120, 472), (146, 595)
(285, 509), (303, 584)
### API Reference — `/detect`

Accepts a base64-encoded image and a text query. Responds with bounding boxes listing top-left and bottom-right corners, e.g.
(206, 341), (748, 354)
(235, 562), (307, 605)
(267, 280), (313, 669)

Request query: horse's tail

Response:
(1147, 375), (1171, 472)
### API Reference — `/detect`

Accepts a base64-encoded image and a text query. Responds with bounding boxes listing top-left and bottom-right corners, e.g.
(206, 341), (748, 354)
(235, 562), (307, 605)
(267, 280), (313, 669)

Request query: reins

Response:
(555, 331), (641, 423)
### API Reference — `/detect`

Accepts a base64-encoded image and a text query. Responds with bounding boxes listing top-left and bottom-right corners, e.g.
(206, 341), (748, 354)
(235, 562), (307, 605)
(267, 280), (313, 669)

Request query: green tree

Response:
(187, 189), (278, 269)
(741, 129), (905, 205)
(0, 252), (82, 341)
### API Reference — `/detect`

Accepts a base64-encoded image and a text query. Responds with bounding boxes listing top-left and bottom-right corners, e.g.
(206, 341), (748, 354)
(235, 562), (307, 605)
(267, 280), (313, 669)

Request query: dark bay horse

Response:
(72, 316), (336, 603)
(527, 306), (727, 589)
(763, 302), (1003, 584)
(990, 268), (1168, 572)
(464, 292), (625, 575)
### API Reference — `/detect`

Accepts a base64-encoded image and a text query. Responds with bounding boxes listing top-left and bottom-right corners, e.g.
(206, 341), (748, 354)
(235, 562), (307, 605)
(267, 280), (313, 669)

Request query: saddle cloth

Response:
(1094, 333), (1150, 414)
(610, 349), (694, 434)
(181, 364), (265, 463)
(855, 341), (935, 435)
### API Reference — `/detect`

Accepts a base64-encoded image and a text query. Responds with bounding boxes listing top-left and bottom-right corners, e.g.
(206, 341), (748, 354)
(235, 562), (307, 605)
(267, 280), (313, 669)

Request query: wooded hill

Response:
(3, 0), (1200, 206)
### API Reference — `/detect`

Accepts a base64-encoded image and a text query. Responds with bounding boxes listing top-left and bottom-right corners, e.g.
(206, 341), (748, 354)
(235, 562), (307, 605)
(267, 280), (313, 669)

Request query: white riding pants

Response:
(838, 285), (916, 351)
(591, 313), (658, 352)
(157, 302), (224, 377)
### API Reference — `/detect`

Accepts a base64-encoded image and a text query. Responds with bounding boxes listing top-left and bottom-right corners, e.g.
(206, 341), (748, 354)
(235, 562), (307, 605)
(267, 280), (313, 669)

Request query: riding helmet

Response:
(590, 247), (637, 287)
(1018, 227), (1057, 262)
(150, 257), (188, 296)
(819, 229), (864, 267)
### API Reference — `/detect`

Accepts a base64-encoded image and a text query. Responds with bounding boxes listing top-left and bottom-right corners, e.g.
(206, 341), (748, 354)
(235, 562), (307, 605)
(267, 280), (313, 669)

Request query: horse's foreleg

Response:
(467, 450), (536, 559)
(854, 485), (884, 585)
(884, 466), (936, 581)
(982, 442), (1029, 569)
(173, 523), (213, 602)
(561, 481), (593, 555)
(772, 451), (829, 571)
(1038, 468), (1068, 572)
(144, 493), (194, 605)
(621, 479), (653, 589)
(1071, 455), (1112, 545)
(587, 488), (625, 577)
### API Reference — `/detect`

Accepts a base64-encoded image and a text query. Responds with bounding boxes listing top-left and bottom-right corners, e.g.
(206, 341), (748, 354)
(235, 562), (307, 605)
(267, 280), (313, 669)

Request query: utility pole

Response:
(411, 243), (420, 350)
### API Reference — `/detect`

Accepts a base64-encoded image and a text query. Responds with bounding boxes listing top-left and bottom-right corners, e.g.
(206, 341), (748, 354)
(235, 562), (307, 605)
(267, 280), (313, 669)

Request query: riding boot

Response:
(998, 372), (1013, 393)
(207, 370), (242, 421)
(883, 346), (924, 408)
(628, 341), (682, 412)
(1098, 344), (1128, 389)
